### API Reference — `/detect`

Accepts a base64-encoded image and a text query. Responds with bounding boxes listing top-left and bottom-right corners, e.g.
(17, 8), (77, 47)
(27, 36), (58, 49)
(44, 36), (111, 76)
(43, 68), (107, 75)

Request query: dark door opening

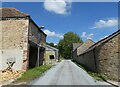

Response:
(50, 55), (54, 59)
(29, 45), (38, 69)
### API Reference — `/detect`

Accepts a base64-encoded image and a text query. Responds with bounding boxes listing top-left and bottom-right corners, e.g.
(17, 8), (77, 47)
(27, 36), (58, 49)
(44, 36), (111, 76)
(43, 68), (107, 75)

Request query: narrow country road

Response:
(31, 60), (110, 85)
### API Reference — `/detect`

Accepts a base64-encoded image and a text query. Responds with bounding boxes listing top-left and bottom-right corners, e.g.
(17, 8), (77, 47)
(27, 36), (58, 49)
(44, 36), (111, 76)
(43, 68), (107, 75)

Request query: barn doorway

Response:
(29, 44), (38, 69)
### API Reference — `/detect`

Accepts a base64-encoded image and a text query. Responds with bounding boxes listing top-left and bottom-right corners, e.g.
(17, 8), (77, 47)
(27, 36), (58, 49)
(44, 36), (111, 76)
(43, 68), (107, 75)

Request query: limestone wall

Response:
(96, 34), (119, 81)
(29, 20), (40, 44)
(45, 51), (56, 64)
(0, 19), (29, 70)
(74, 33), (119, 81)
(72, 49), (77, 61)
(40, 31), (46, 47)
(76, 50), (96, 72)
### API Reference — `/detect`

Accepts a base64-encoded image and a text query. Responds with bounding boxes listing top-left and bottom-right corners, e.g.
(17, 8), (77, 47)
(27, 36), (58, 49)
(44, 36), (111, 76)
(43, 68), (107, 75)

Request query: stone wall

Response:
(75, 50), (96, 72)
(28, 20), (46, 47)
(40, 31), (46, 47)
(28, 20), (46, 66)
(29, 20), (40, 44)
(72, 49), (77, 61)
(74, 33), (119, 81)
(77, 40), (94, 55)
(45, 50), (56, 64)
(96, 34), (119, 81)
(0, 19), (29, 70)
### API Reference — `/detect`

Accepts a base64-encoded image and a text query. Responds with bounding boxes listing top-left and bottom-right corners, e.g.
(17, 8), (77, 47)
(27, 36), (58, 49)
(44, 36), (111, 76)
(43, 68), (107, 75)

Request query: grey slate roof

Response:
(0, 8), (29, 18)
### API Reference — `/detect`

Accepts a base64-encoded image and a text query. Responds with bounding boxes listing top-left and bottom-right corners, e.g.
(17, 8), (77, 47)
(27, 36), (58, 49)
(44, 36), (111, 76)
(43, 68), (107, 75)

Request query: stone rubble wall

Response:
(45, 50), (56, 65)
(75, 50), (96, 72)
(29, 20), (40, 45)
(96, 34), (119, 81)
(0, 19), (29, 71)
(73, 34), (119, 81)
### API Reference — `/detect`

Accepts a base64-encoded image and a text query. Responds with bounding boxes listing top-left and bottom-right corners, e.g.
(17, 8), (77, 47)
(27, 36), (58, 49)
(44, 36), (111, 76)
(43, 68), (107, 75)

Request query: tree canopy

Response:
(47, 42), (58, 49)
(58, 32), (83, 59)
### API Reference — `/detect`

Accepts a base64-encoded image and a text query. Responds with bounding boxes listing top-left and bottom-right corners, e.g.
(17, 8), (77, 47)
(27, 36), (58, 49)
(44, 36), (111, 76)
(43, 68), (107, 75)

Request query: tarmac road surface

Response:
(31, 60), (110, 85)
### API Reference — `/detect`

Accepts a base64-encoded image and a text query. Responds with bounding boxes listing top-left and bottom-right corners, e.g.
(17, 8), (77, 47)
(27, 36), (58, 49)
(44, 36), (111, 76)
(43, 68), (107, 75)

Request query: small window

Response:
(49, 55), (54, 59)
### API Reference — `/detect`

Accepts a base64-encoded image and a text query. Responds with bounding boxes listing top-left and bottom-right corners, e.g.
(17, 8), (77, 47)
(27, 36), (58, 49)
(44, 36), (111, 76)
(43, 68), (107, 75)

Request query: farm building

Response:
(72, 43), (82, 61)
(0, 8), (47, 71)
(72, 39), (95, 61)
(45, 45), (59, 64)
(73, 30), (120, 81)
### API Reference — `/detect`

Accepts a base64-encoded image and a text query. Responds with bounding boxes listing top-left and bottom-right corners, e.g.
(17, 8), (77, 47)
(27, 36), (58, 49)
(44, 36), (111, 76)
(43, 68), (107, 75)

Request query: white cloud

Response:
(54, 43), (57, 45)
(91, 18), (118, 29)
(43, 0), (72, 14)
(81, 32), (94, 39)
(44, 29), (63, 38)
(100, 35), (108, 40)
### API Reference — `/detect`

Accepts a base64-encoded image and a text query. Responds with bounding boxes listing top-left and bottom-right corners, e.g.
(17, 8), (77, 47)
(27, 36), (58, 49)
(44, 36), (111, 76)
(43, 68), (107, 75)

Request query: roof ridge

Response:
(0, 8), (30, 18)
(88, 29), (120, 49)
(80, 30), (120, 55)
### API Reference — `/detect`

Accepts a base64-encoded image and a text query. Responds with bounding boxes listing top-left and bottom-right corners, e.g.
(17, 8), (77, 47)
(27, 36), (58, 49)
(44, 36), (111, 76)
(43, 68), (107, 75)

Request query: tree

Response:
(58, 32), (83, 59)
(48, 42), (54, 47)
(47, 42), (58, 49)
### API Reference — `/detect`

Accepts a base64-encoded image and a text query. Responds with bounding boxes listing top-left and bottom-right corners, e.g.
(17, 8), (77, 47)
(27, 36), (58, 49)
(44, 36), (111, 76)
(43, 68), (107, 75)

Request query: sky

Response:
(2, 1), (118, 45)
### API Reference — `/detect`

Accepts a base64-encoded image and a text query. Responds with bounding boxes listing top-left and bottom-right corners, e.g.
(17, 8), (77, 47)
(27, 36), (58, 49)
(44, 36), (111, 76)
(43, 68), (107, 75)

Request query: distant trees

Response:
(47, 42), (58, 49)
(48, 42), (54, 47)
(58, 32), (83, 59)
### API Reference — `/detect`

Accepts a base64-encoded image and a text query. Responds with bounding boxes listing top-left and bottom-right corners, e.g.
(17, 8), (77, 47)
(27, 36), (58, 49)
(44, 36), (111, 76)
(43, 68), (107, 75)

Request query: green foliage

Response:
(48, 42), (54, 47)
(58, 32), (83, 59)
(47, 42), (58, 49)
(16, 65), (53, 82)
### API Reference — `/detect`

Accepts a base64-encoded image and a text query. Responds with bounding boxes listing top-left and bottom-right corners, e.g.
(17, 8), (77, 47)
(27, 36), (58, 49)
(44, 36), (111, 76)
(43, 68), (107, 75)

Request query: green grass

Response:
(87, 71), (107, 81)
(16, 65), (53, 82)
(72, 60), (107, 81)
(58, 57), (64, 62)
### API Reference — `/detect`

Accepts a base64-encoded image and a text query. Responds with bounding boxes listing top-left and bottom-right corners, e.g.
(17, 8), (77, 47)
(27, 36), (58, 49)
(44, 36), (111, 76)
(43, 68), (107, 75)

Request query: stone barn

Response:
(73, 30), (120, 81)
(72, 43), (82, 61)
(45, 45), (59, 64)
(0, 8), (47, 71)
(72, 39), (95, 62)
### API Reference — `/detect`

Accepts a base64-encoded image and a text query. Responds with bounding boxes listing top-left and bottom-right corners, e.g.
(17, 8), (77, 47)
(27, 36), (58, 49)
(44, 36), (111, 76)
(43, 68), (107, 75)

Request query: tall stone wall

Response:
(29, 20), (40, 44)
(72, 49), (77, 61)
(77, 50), (96, 72)
(74, 33), (119, 81)
(40, 31), (46, 47)
(96, 34), (119, 81)
(28, 20), (46, 67)
(0, 19), (29, 70)
(0, 20), (2, 69)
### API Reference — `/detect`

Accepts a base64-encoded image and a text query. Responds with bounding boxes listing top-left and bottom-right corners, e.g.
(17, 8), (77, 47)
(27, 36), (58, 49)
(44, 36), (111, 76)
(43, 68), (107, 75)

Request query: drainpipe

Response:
(37, 47), (40, 67)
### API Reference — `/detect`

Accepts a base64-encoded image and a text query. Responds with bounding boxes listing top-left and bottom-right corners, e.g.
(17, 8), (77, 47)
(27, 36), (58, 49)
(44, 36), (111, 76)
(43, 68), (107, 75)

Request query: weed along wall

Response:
(73, 30), (119, 81)
(77, 50), (96, 72)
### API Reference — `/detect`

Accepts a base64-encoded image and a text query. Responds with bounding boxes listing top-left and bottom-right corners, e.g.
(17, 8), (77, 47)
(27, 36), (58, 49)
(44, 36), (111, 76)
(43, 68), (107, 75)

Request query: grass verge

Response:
(15, 65), (53, 83)
(72, 60), (107, 81)
(58, 57), (64, 62)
